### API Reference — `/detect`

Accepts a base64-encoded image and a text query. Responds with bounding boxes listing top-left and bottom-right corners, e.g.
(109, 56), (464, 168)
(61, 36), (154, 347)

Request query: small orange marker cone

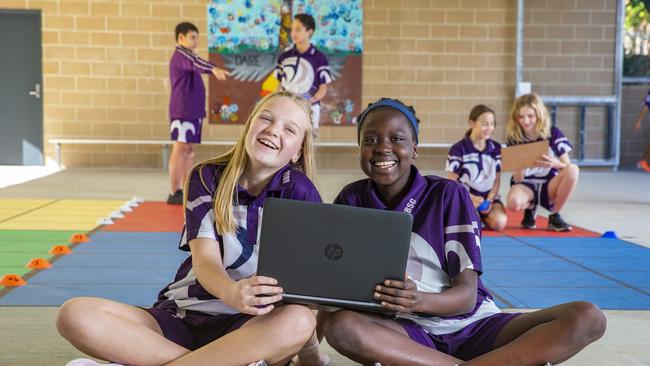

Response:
(68, 233), (90, 244)
(26, 258), (52, 269)
(1, 274), (26, 287)
(49, 245), (72, 255)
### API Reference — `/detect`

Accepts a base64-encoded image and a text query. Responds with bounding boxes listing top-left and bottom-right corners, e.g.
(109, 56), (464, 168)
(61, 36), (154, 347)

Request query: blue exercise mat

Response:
(0, 284), (164, 307)
(4, 233), (650, 310)
(0, 232), (186, 306)
(482, 237), (650, 310)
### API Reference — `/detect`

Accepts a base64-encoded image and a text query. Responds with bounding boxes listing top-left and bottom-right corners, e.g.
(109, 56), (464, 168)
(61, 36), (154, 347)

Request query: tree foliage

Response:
(626, 0), (650, 29)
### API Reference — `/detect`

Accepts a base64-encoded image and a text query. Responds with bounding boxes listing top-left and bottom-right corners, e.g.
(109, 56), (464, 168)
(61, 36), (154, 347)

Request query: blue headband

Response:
(356, 98), (419, 144)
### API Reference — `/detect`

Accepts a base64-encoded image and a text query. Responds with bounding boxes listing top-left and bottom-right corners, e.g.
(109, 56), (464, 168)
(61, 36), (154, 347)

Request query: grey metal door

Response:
(0, 9), (43, 165)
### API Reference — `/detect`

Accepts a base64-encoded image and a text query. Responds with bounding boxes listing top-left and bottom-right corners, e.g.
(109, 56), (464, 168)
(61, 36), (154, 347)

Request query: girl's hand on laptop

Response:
(374, 278), (422, 313)
(223, 275), (283, 315)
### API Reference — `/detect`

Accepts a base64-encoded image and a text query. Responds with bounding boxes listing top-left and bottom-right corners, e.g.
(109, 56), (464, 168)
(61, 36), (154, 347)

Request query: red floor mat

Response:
(106, 203), (599, 237)
(105, 202), (183, 232)
(482, 211), (600, 237)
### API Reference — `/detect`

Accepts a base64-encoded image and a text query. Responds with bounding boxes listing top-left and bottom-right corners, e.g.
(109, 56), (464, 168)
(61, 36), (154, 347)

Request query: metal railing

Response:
(515, 0), (624, 168)
(544, 96), (618, 167)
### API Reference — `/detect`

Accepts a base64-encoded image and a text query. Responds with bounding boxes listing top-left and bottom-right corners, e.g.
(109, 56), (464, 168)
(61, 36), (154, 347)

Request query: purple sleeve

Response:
(443, 183), (483, 278)
(445, 143), (463, 174)
(333, 191), (348, 205)
(332, 181), (365, 206)
(316, 53), (332, 85)
(175, 48), (214, 74)
(194, 54), (216, 71)
(644, 90), (650, 109)
(275, 52), (287, 81)
(550, 127), (573, 157)
(183, 166), (218, 248)
(292, 178), (322, 204)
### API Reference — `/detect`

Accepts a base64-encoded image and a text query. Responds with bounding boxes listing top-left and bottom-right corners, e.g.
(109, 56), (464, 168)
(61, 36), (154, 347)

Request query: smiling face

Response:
(359, 109), (417, 202)
(517, 105), (538, 136)
(244, 96), (310, 172)
(470, 112), (496, 140)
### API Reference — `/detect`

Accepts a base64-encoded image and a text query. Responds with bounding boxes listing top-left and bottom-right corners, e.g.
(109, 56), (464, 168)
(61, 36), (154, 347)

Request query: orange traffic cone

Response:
(68, 233), (90, 243)
(49, 245), (72, 255)
(1, 274), (26, 286)
(26, 258), (52, 269)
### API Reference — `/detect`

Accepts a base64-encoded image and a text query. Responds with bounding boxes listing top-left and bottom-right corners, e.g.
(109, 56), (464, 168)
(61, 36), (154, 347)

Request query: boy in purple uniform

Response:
(506, 93), (579, 232)
(317, 98), (606, 366)
(58, 91), (321, 366)
(633, 89), (650, 172)
(167, 22), (230, 205)
(276, 13), (332, 137)
(447, 105), (507, 231)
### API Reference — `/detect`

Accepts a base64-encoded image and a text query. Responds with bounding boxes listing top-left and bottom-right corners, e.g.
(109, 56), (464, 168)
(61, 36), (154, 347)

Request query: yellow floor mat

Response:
(0, 199), (126, 231)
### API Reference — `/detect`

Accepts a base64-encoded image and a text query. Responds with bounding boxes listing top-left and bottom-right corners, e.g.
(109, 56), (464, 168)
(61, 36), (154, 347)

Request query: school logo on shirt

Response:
(279, 56), (316, 95)
(404, 198), (417, 214)
(324, 243), (343, 261)
(282, 170), (291, 184)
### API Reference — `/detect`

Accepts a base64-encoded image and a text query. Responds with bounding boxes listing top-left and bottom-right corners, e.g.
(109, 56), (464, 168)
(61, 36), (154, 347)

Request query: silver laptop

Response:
(257, 197), (412, 313)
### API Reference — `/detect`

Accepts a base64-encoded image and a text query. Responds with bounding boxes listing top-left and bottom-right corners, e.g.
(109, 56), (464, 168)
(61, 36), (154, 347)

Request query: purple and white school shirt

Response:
(169, 46), (215, 121)
(507, 126), (573, 184)
(334, 166), (502, 335)
(644, 89), (650, 109)
(446, 137), (501, 200)
(153, 164), (322, 316)
(275, 44), (332, 103)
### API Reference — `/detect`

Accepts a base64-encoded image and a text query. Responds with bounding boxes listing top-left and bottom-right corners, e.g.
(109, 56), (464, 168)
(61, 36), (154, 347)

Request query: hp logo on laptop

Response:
(324, 244), (343, 261)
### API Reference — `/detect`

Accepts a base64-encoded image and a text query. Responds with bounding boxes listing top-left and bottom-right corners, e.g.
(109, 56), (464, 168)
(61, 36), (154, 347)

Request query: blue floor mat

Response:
(3, 233), (650, 310)
(0, 232), (185, 306)
(0, 284), (163, 306)
(483, 256), (580, 271)
(52, 252), (186, 268)
(482, 237), (650, 310)
(495, 286), (650, 310)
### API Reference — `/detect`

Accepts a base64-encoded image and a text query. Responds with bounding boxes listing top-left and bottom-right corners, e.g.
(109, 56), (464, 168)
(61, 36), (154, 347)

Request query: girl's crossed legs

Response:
(56, 297), (315, 366)
(322, 301), (605, 366)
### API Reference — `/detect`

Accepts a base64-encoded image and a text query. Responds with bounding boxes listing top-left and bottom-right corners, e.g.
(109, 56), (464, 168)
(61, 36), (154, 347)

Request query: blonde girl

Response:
(58, 91), (322, 366)
(505, 93), (579, 232)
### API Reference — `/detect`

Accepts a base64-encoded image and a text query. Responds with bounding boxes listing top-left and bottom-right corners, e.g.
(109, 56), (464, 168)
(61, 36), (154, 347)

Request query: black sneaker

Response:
(166, 189), (183, 205)
(547, 212), (572, 232)
(521, 208), (536, 229)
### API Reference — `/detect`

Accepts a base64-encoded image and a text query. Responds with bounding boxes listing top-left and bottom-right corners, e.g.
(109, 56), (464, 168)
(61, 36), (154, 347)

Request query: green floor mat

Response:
(0, 230), (79, 288)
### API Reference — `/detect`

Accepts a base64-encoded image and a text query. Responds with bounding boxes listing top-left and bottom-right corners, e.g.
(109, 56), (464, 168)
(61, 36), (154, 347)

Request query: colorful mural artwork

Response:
(207, 0), (363, 127)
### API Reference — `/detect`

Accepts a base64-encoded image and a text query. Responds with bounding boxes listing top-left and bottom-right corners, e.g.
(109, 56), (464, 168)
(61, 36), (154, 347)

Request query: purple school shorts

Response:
(145, 307), (252, 350)
(396, 312), (520, 361)
(514, 181), (553, 212)
(170, 118), (202, 144)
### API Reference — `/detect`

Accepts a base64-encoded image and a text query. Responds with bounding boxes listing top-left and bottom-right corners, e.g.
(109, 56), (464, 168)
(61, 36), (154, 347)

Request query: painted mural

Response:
(207, 0), (363, 127)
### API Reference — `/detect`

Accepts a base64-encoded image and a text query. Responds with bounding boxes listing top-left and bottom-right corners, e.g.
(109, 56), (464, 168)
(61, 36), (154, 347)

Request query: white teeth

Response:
(373, 161), (396, 168)
(258, 138), (278, 150)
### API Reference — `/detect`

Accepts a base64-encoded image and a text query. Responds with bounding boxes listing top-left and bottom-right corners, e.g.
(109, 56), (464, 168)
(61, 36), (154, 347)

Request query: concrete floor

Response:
(1, 167), (649, 365)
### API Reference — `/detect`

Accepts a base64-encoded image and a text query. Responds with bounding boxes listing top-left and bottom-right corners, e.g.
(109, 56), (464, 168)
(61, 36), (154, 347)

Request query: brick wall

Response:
(354, 0), (518, 171)
(2, 0), (239, 168)
(1, 0), (620, 170)
(523, 0), (617, 162)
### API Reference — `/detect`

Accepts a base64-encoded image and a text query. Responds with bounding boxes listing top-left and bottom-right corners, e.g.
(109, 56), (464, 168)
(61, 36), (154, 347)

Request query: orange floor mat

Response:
(482, 211), (600, 237)
(104, 202), (183, 232)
